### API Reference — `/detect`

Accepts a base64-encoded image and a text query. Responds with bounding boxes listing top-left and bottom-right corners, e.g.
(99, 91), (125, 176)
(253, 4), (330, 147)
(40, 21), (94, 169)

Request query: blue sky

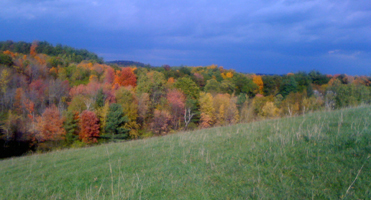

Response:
(1, 0), (371, 75)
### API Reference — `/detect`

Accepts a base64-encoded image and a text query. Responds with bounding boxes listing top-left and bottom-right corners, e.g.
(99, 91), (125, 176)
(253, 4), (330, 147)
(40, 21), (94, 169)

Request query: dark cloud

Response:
(1, 0), (370, 74)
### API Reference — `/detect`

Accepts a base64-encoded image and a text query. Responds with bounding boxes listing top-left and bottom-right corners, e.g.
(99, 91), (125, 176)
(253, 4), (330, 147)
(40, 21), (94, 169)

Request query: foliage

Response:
(0, 53), (13, 66)
(252, 75), (264, 94)
(35, 105), (65, 142)
(232, 73), (258, 96)
(199, 92), (214, 128)
(167, 89), (186, 129)
(79, 110), (100, 143)
(1, 40), (370, 156)
(114, 67), (137, 87)
(3, 106), (371, 199)
(279, 76), (298, 97)
(64, 111), (79, 145)
(0, 40), (103, 63)
(150, 109), (171, 135)
(204, 79), (220, 94)
(174, 77), (200, 99)
(105, 103), (129, 140)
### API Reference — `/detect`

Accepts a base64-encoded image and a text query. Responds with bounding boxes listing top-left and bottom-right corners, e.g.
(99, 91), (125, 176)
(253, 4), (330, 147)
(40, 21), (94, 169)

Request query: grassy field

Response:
(1, 106), (371, 199)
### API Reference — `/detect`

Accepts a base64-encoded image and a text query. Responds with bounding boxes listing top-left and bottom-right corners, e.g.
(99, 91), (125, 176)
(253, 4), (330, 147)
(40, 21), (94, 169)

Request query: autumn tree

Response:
(167, 89), (185, 130)
(174, 77), (200, 99)
(30, 41), (38, 57)
(13, 88), (25, 115)
(136, 71), (166, 108)
(103, 67), (115, 84)
(0, 69), (10, 94)
(261, 101), (279, 118)
(232, 73), (258, 96)
(252, 75), (264, 94)
(150, 109), (171, 135)
(226, 96), (239, 124)
(114, 67), (137, 87)
(204, 79), (220, 94)
(0, 110), (20, 141)
(115, 87), (138, 121)
(79, 110), (100, 143)
(213, 94), (230, 125)
(184, 98), (197, 130)
(138, 93), (150, 125)
(199, 92), (214, 128)
(95, 101), (110, 135)
(220, 80), (235, 94)
(35, 105), (66, 142)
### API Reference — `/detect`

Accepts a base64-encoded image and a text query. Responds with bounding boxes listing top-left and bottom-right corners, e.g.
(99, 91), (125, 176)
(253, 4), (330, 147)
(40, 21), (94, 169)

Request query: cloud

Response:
(1, 0), (371, 74)
(328, 49), (362, 59)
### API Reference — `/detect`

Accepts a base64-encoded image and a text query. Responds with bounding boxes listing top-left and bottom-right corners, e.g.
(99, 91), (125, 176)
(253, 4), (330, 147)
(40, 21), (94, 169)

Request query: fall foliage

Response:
(35, 105), (65, 142)
(1, 40), (370, 157)
(79, 110), (100, 143)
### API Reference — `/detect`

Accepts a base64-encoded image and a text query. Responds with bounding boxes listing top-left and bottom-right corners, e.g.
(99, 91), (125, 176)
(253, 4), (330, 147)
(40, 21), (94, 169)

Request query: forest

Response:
(1, 41), (371, 158)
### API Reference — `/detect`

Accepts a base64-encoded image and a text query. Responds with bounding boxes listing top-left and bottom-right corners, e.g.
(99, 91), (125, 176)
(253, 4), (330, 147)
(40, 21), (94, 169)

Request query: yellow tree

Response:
(261, 101), (279, 118)
(226, 96), (239, 124)
(0, 69), (10, 94)
(199, 92), (214, 128)
(213, 94), (230, 126)
(252, 75), (264, 94)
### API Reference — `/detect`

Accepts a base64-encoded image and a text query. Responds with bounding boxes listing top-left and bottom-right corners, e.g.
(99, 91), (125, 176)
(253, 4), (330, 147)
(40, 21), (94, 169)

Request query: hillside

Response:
(2, 41), (371, 158)
(0, 40), (103, 63)
(106, 60), (152, 68)
(1, 106), (370, 199)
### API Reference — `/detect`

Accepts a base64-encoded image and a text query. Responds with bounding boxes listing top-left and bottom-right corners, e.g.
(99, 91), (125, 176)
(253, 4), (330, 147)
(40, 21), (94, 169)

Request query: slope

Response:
(1, 106), (371, 199)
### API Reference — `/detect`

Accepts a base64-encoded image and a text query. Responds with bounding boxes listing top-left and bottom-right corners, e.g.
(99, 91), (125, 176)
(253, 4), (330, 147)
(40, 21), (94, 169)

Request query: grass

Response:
(1, 106), (371, 199)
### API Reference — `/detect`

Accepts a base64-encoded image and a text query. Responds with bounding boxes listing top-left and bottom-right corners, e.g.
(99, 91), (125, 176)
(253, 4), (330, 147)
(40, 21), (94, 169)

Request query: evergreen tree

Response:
(105, 103), (129, 141)
(279, 76), (298, 97)
(95, 88), (105, 108)
(64, 111), (79, 145)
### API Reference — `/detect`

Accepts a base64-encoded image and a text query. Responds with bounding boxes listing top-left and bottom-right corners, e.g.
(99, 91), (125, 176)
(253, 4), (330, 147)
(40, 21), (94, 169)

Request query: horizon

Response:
(1, 0), (371, 75)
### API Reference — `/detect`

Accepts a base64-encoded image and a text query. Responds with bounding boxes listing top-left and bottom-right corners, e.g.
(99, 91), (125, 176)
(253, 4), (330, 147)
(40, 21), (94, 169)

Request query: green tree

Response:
(105, 103), (129, 141)
(232, 74), (257, 97)
(204, 79), (220, 94)
(220, 80), (235, 94)
(64, 111), (79, 145)
(262, 75), (282, 96)
(174, 77), (200, 99)
(95, 88), (105, 108)
(0, 53), (13, 66)
(279, 76), (298, 97)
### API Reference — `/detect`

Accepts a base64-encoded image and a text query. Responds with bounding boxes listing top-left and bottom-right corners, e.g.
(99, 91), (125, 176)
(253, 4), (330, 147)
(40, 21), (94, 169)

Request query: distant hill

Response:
(0, 40), (103, 63)
(106, 60), (153, 68)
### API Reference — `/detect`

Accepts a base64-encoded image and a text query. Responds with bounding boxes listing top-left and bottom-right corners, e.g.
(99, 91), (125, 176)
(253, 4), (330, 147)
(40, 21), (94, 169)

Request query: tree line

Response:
(1, 41), (370, 157)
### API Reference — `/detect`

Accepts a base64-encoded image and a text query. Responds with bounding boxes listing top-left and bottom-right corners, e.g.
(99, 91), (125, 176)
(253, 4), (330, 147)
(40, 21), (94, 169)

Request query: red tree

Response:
(104, 67), (115, 84)
(30, 41), (38, 57)
(114, 67), (137, 87)
(35, 105), (65, 142)
(13, 88), (25, 115)
(79, 110), (100, 143)
(150, 109), (171, 135)
(167, 89), (185, 129)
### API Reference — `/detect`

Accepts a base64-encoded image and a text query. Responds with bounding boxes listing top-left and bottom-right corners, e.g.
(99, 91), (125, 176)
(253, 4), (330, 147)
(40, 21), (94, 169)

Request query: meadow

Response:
(1, 106), (370, 199)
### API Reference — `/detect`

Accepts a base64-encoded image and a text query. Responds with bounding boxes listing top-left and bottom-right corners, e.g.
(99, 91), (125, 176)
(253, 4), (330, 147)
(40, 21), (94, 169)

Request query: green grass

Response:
(1, 106), (371, 199)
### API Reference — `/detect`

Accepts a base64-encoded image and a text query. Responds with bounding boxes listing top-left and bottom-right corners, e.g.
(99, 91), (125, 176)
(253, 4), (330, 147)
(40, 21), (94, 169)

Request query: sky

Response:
(1, 0), (371, 75)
